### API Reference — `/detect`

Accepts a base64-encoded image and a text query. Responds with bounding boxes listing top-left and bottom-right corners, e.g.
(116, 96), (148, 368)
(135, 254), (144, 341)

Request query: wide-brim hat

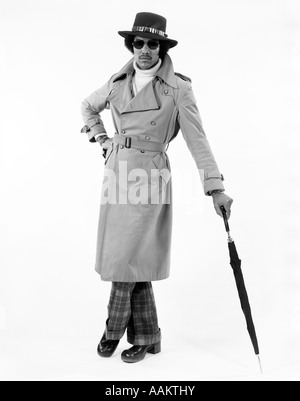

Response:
(118, 12), (178, 48)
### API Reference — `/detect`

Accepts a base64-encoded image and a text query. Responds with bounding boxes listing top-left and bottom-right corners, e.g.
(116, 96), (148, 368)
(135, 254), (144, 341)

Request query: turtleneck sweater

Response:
(132, 58), (162, 96)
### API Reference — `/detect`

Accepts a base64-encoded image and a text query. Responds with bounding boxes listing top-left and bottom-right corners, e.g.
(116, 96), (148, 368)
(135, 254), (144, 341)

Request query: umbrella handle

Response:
(220, 206), (233, 242)
(220, 206), (230, 233)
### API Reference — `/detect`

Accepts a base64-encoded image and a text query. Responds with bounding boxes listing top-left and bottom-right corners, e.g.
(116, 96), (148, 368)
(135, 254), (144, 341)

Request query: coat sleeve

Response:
(81, 79), (112, 142)
(177, 82), (225, 195)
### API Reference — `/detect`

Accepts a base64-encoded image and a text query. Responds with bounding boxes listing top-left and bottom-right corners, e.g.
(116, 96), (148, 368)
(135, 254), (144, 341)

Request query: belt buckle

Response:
(125, 137), (131, 148)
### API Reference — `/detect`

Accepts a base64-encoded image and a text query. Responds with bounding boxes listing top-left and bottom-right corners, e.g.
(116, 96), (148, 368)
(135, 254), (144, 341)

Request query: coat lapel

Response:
(122, 80), (159, 113)
(107, 77), (133, 113)
(108, 75), (160, 114)
(108, 53), (177, 114)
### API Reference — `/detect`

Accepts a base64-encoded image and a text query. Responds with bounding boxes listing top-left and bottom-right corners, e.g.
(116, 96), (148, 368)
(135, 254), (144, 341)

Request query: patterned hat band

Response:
(132, 26), (168, 38)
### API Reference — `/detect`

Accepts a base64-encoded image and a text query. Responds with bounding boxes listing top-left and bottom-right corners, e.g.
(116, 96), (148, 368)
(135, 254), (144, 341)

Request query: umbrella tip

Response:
(257, 355), (263, 374)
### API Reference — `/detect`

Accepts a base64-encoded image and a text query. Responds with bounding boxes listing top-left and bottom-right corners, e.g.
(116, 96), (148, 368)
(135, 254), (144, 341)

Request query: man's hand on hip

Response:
(96, 135), (112, 149)
(101, 138), (113, 150)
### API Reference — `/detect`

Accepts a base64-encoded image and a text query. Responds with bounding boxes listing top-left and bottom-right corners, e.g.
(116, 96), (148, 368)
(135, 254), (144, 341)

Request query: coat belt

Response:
(113, 133), (168, 152)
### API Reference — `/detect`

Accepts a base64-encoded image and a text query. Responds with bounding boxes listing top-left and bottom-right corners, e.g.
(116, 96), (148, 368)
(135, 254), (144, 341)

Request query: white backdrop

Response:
(1, 0), (300, 381)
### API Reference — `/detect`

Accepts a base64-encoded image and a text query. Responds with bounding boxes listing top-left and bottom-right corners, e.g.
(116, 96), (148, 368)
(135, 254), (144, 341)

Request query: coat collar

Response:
(108, 74), (160, 114)
(112, 53), (178, 89)
(156, 54), (178, 89)
(109, 54), (178, 114)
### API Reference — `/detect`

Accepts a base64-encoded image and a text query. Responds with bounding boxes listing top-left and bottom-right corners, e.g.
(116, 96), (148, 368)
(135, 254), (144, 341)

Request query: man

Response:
(81, 12), (233, 363)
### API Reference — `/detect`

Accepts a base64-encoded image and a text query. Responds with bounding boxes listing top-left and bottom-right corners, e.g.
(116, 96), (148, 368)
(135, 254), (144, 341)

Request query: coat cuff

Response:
(202, 172), (225, 195)
(88, 128), (107, 142)
(81, 122), (107, 142)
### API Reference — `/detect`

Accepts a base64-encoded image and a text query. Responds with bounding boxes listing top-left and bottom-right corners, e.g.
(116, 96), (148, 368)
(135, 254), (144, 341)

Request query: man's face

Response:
(133, 36), (160, 70)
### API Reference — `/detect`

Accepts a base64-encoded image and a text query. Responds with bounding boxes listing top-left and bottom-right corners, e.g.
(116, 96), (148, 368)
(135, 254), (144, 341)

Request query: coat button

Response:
(122, 130), (126, 134)
(140, 150), (145, 153)
(164, 90), (169, 94)
(145, 136), (150, 140)
(120, 145), (124, 149)
(151, 121), (156, 126)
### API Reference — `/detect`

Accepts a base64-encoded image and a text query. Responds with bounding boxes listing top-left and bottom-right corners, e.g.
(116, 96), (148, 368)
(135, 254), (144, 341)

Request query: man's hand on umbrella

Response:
(212, 192), (233, 219)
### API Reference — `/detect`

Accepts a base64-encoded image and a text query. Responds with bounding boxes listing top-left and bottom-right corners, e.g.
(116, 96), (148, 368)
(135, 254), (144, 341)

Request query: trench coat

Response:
(81, 54), (225, 282)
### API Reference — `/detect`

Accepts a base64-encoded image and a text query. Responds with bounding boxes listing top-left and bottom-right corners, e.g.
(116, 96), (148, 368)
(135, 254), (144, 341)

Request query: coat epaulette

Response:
(175, 72), (192, 83)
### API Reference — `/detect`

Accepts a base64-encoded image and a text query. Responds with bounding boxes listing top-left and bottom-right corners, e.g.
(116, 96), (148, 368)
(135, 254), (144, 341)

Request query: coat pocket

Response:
(151, 153), (171, 185)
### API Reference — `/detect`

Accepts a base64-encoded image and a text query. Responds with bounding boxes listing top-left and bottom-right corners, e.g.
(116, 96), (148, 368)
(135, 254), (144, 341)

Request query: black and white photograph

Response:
(1, 0), (299, 382)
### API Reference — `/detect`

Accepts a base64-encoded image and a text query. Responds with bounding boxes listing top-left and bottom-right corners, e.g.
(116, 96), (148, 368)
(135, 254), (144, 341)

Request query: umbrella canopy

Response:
(220, 206), (262, 371)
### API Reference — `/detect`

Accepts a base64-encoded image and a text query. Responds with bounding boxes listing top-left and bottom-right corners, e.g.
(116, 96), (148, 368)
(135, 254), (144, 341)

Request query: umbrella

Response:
(220, 206), (262, 373)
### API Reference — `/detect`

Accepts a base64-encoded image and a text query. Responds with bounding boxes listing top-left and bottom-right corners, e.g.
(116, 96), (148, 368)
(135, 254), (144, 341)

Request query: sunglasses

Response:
(132, 40), (160, 50)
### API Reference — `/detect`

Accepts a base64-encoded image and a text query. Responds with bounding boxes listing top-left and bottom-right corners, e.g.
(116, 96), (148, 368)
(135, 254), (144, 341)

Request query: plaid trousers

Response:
(105, 282), (162, 346)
